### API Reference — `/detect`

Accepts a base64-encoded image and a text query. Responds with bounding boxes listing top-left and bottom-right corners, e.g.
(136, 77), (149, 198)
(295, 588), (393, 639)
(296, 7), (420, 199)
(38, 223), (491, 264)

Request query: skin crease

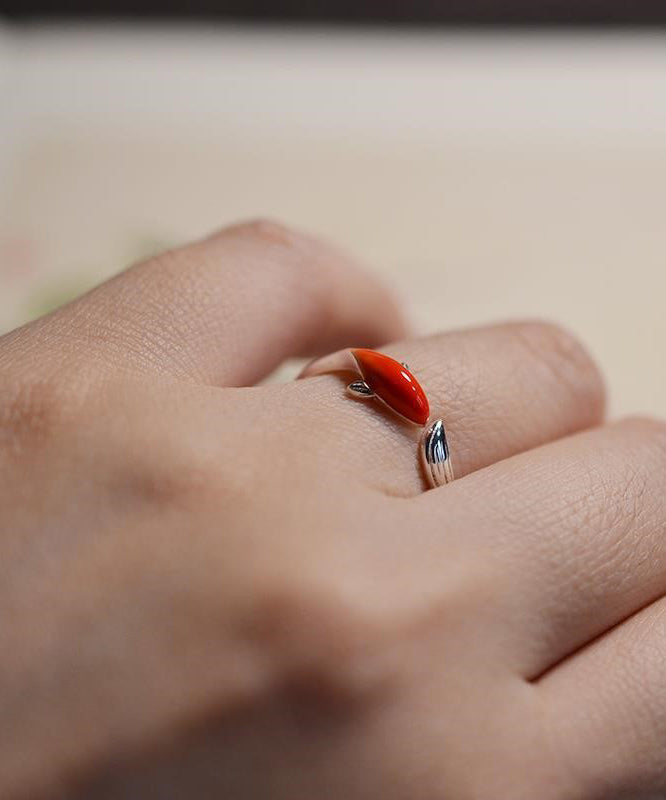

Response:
(0, 220), (665, 800)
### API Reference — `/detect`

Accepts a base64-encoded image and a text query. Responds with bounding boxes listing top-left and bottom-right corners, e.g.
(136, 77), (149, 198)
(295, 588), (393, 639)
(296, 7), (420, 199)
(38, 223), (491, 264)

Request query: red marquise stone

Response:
(351, 349), (430, 425)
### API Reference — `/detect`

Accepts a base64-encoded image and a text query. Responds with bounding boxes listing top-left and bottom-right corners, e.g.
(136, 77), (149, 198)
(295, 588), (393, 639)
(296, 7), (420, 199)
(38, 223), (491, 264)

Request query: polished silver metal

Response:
(347, 380), (374, 397)
(420, 418), (454, 488)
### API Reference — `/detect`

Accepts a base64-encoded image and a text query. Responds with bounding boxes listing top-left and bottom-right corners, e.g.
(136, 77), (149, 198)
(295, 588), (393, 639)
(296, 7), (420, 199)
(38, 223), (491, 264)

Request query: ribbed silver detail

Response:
(420, 418), (454, 488)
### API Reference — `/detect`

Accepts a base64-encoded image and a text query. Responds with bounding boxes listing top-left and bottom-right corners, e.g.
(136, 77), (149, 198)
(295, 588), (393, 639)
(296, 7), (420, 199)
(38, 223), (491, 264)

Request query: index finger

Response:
(1, 220), (406, 387)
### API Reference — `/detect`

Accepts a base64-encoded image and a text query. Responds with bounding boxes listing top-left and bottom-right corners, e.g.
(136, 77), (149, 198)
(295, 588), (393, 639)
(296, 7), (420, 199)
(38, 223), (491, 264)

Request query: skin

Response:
(0, 219), (664, 800)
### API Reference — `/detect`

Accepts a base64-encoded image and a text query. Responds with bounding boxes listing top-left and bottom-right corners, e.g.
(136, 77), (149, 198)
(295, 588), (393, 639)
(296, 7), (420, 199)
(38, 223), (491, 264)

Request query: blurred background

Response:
(1, 3), (665, 415)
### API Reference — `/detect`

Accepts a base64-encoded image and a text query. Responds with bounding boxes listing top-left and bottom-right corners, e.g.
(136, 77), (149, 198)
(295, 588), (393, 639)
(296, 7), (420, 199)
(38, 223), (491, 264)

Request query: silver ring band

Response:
(421, 418), (455, 488)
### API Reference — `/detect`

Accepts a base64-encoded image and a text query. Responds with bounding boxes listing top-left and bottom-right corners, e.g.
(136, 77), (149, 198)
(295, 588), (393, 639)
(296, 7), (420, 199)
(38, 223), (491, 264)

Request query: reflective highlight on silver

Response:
(420, 419), (454, 488)
(347, 380), (374, 397)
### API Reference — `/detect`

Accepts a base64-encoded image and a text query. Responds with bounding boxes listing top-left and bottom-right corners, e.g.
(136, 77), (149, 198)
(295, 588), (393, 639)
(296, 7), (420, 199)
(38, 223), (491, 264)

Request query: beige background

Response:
(2, 26), (666, 415)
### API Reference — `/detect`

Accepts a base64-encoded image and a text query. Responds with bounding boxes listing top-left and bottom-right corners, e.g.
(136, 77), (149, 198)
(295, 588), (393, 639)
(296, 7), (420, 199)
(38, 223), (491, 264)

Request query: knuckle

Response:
(223, 219), (334, 333)
(109, 393), (261, 513)
(230, 217), (301, 249)
(225, 218), (322, 288)
(511, 320), (605, 411)
(0, 373), (78, 458)
(125, 439), (248, 512)
(127, 456), (215, 510)
(244, 573), (396, 709)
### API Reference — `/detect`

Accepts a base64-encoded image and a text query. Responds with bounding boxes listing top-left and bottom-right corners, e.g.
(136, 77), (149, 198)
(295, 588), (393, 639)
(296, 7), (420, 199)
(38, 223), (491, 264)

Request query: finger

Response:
(3, 220), (406, 386)
(418, 417), (666, 681)
(292, 320), (605, 495)
(538, 595), (666, 797)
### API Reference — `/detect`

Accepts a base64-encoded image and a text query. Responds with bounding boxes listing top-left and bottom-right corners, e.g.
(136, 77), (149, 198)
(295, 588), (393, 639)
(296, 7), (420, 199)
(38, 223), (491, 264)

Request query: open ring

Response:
(299, 348), (454, 489)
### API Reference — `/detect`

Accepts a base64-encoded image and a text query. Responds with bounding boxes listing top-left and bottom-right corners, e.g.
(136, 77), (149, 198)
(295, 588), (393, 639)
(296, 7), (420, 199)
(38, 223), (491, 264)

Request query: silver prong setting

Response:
(347, 380), (375, 398)
(420, 418), (454, 488)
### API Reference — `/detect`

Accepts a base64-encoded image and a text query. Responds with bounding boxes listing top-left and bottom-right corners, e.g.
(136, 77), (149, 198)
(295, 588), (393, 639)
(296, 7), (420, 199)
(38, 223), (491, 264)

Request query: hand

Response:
(0, 220), (664, 800)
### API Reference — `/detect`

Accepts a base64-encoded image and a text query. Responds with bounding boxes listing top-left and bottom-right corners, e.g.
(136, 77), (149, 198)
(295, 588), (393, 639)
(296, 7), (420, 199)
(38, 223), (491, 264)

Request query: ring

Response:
(300, 348), (454, 489)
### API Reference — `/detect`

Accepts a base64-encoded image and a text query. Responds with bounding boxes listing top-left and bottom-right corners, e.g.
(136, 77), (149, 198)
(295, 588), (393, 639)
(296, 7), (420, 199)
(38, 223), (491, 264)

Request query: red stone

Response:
(352, 349), (430, 426)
